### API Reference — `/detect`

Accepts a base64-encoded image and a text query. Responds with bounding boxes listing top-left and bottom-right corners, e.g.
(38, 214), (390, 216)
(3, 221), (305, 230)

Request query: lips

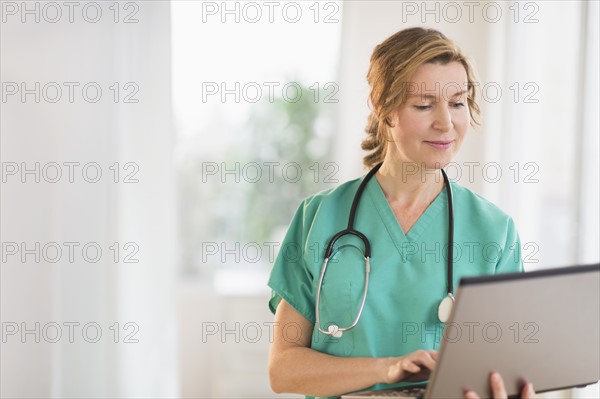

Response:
(424, 140), (454, 150)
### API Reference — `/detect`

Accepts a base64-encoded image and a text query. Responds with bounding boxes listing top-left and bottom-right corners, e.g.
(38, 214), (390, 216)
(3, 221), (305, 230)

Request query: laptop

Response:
(342, 264), (600, 398)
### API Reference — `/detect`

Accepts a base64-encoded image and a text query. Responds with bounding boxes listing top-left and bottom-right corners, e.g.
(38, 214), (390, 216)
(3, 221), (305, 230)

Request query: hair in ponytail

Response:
(361, 112), (388, 169)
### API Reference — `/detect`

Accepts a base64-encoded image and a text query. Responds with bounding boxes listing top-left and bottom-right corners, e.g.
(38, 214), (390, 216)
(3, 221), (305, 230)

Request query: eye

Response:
(414, 105), (432, 111)
(451, 102), (465, 108)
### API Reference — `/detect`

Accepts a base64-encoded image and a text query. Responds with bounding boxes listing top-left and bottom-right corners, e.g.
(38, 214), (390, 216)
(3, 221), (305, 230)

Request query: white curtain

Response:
(0, 1), (178, 397)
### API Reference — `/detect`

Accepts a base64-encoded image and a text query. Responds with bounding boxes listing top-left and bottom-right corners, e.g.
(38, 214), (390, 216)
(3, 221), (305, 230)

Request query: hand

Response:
(464, 372), (535, 399)
(385, 350), (437, 384)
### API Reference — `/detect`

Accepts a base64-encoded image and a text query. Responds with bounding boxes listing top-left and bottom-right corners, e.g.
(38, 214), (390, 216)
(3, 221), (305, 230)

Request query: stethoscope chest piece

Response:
(437, 293), (455, 323)
(327, 324), (343, 338)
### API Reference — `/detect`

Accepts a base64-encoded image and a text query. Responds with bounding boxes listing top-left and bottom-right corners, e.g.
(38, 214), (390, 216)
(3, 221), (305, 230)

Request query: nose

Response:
(432, 106), (453, 132)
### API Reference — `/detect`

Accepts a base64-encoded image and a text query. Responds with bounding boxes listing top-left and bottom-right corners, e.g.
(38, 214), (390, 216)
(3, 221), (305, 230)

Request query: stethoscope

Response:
(315, 162), (455, 338)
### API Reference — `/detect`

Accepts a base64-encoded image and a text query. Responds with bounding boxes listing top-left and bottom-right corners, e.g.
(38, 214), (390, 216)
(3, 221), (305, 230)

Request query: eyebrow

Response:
(407, 90), (467, 99)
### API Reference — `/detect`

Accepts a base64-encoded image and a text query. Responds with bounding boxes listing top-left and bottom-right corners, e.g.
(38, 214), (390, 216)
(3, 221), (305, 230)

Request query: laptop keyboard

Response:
(350, 386), (426, 397)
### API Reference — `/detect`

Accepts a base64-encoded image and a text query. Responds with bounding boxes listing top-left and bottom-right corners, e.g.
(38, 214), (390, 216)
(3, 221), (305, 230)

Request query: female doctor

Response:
(267, 27), (535, 399)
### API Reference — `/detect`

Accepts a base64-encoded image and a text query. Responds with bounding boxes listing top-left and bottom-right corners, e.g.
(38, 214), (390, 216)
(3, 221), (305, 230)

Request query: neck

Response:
(375, 160), (444, 208)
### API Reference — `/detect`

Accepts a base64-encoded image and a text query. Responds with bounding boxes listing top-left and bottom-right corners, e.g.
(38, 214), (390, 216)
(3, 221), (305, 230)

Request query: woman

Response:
(267, 27), (535, 399)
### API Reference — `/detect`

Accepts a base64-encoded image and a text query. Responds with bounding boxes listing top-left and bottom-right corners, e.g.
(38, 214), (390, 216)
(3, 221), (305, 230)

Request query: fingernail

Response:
(492, 373), (501, 384)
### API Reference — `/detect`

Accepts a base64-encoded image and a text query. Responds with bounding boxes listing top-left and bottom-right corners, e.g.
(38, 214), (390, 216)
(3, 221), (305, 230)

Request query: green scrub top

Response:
(267, 173), (523, 399)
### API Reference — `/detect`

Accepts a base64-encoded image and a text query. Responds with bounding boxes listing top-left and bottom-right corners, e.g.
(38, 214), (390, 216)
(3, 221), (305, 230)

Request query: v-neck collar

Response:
(365, 174), (448, 253)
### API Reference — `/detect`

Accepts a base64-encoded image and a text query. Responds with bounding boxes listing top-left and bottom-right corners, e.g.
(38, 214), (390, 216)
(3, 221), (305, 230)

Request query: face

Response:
(385, 61), (470, 170)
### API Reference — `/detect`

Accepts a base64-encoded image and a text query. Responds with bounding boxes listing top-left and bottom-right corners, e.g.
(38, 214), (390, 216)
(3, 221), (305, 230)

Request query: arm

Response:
(268, 299), (437, 397)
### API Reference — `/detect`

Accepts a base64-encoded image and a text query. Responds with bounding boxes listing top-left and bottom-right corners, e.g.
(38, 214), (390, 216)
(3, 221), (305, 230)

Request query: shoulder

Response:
(449, 182), (523, 273)
(281, 177), (364, 244)
(299, 177), (363, 220)
(450, 181), (517, 229)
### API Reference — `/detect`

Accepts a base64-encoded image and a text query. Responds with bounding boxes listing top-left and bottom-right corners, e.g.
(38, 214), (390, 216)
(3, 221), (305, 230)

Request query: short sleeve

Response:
(495, 217), (524, 274)
(267, 200), (316, 324)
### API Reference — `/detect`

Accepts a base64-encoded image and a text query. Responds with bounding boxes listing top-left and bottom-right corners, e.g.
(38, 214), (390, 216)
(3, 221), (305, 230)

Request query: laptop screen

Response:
(426, 264), (600, 398)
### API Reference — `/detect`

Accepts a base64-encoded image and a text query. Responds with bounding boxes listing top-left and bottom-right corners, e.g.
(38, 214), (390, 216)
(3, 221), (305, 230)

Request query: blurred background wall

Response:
(1, 1), (598, 398)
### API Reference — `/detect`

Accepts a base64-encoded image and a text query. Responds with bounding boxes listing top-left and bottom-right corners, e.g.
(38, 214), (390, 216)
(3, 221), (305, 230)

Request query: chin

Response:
(423, 159), (453, 170)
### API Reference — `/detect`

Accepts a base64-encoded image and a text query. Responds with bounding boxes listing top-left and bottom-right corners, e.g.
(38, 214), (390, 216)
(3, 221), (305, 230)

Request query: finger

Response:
(423, 358), (436, 371)
(464, 390), (480, 399)
(427, 350), (439, 361)
(415, 351), (436, 371)
(402, 361), (421, 374)
(490, 372), (507, 399)
(521, 383), (535, 399)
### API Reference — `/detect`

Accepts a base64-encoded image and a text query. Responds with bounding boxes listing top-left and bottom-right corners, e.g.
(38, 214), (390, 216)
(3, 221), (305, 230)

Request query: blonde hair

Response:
(361, 27), (481, 168)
